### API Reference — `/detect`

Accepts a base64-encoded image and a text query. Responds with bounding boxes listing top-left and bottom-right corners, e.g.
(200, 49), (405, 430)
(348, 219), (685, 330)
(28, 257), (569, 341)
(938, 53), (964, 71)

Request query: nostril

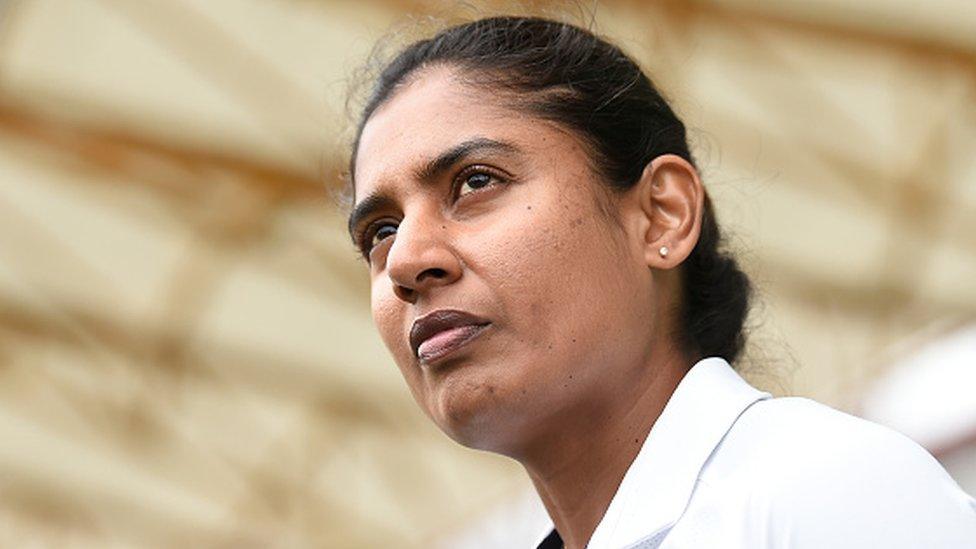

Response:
(394, 284), (416, 302)
(417, 267), (448, 283)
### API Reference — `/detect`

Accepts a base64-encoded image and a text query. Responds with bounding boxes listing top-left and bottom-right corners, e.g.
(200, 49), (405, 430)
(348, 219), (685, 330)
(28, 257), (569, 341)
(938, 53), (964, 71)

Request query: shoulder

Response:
(729, 396), (938, 471)
(730, 397), (952, 483)
(705, 396), (976, 548)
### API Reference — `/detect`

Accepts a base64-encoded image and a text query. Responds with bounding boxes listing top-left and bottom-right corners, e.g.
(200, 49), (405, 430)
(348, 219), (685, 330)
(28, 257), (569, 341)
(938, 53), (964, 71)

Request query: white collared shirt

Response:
(534, 357), (976, 548)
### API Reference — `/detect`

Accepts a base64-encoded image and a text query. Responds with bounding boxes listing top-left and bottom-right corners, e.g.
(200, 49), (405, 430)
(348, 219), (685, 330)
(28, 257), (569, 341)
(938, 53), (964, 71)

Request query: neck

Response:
(519, 350), (690, 549)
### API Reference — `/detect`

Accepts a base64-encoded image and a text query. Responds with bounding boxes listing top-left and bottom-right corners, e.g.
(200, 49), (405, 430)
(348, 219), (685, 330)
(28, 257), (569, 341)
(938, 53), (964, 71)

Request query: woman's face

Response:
(351, 67), (666, 454)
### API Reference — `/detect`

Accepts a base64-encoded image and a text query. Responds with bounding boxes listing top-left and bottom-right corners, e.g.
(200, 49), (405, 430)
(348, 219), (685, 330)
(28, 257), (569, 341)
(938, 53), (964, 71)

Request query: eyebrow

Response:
(347, 137), (521, 241)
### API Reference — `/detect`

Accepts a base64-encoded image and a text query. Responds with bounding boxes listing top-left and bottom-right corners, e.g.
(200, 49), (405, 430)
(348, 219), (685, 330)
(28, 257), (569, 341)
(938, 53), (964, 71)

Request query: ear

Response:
(630, 154), (704, 270)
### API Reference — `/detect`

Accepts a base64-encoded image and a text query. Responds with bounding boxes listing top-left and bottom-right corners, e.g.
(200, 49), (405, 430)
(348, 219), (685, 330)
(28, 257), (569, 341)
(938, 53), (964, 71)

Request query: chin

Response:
(427, 364), (523, 453)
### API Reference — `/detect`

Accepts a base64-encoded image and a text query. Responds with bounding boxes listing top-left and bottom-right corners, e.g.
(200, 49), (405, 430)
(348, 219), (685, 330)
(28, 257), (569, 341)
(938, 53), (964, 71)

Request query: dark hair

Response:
(348, 16), (752, 364)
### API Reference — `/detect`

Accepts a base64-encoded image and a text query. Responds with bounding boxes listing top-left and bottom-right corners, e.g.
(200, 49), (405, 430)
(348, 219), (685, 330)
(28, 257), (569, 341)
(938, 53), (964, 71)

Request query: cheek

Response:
(490, 196), (633, 327)
(475, 192), (648, 381)
(371, 282), (433, 406)
(370, 283), (414, 371)
(370, 284), (398, 349)
(474, 215), (561, 326)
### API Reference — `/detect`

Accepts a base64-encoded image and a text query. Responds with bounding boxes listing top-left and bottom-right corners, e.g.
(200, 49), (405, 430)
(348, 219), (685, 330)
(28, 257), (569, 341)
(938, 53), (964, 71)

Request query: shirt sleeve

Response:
(761, 421), (976, 548)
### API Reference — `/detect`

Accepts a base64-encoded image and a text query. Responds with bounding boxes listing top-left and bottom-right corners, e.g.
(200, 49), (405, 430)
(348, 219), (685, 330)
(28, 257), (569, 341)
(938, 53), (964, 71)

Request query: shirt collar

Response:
(533, 357), (771, 548)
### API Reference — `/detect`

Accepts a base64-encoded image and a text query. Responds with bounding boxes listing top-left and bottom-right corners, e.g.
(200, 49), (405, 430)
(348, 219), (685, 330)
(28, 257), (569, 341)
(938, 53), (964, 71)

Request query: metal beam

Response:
(94, 0), (327, 164)
(0, 98), (331, 202)
(619, 0), (976, 74)
(0, 293), (406, 427)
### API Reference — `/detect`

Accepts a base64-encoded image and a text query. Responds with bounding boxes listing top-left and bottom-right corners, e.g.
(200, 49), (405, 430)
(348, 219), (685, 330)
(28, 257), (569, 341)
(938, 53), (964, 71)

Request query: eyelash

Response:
(356, 166), (509, 260)
(453, 165), (508, 199)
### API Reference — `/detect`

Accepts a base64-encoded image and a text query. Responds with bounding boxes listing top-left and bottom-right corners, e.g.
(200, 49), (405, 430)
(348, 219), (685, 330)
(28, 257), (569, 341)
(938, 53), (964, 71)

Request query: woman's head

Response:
(346, 16), (751, 453)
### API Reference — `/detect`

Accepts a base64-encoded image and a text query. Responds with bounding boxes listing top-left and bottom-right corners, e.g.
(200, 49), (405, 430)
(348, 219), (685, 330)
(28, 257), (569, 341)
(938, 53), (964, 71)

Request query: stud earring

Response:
(659, 246), (669, 258)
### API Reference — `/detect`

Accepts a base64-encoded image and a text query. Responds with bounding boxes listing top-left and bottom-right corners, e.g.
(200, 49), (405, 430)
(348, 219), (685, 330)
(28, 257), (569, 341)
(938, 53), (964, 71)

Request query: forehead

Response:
(353, 67), (576, 201)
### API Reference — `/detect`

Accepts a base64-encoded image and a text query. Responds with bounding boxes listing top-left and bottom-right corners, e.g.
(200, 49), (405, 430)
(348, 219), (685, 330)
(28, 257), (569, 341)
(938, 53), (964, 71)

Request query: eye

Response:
(359, 220), (397, 259)
(456, 167), (506, 198)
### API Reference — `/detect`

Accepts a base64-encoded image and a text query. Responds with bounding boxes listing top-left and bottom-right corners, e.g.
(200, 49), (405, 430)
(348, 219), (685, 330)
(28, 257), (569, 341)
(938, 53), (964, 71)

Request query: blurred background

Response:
(0, 0), (974, 547)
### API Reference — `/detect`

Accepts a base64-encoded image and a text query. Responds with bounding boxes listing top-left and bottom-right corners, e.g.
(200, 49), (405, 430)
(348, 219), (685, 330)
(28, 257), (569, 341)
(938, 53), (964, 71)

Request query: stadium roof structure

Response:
(0, 1), (974, 546)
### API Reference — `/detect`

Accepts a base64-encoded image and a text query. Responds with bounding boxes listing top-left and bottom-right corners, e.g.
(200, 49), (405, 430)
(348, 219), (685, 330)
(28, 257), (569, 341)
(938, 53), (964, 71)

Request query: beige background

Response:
(0, 0), (974, 547)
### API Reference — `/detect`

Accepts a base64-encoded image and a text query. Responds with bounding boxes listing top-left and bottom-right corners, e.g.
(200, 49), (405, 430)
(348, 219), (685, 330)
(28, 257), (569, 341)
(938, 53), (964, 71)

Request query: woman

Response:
(344, 16), (976, 548)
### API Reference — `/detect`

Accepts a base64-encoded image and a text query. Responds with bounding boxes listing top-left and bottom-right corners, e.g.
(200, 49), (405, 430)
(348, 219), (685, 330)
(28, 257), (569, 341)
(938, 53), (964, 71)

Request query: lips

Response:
(409, 309), (491, 364)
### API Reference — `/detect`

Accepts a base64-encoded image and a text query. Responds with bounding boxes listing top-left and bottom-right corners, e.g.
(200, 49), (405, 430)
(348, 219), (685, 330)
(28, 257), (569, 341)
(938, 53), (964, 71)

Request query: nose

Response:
(386, 215), (462, 303)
